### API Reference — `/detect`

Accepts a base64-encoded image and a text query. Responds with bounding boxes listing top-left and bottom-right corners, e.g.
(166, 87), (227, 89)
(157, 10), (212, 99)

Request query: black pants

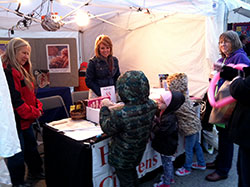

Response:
(7, 126), (43, 185)
(115, 167), (138, 187)
(215, 126), (234, 176)
(237, 146), (250, 187)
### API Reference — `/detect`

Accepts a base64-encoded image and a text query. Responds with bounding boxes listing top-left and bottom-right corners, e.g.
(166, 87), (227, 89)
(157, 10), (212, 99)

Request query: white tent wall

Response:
(1, 0), (250, 97)
(81, 0), (250, 98)
(82, 12), (220, 98)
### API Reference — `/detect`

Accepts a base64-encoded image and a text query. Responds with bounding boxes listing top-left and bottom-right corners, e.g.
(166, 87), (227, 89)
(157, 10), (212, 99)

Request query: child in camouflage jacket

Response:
(100, 70), (157, 187)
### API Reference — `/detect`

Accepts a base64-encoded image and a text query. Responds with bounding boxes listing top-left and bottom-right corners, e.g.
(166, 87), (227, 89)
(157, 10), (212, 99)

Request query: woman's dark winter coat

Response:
(85, 56), (120, 96)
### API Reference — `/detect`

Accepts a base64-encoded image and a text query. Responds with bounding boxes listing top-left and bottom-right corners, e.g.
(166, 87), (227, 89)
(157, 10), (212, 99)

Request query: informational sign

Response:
(100, 85), (116, 103)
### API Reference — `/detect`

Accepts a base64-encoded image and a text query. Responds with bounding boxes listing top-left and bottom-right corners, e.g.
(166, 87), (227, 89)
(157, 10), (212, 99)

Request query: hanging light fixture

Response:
(41, 0), (64, 31)
(75, 11), (89, 27)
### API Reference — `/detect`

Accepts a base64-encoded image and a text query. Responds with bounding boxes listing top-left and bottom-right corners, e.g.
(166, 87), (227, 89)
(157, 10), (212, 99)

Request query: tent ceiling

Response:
(233, 7), (250, 17)
(0, 0), (250, 97)
(0, 0), (249, 33)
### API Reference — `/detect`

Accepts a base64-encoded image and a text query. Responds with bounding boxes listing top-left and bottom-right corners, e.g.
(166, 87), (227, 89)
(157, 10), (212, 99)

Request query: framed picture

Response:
(46, 44), (71, 73)
(0, 40), (9, 56)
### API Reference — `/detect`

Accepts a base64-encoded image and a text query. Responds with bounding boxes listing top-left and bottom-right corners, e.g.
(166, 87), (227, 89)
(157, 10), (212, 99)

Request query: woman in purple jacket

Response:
(205, 30), (250, 182)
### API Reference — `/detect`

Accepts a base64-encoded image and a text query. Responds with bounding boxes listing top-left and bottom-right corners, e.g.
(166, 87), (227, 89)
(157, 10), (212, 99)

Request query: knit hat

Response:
(160, 91), (172, 107)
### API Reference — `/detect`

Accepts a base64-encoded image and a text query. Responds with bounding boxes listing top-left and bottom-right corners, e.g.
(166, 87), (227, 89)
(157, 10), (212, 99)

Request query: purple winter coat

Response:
(217, 48), (250, 88)
(217, 48), (250, 66)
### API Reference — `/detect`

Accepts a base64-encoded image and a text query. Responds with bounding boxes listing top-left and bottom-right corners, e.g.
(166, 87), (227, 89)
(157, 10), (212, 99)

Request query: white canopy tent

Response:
(0, 0), (250, 97)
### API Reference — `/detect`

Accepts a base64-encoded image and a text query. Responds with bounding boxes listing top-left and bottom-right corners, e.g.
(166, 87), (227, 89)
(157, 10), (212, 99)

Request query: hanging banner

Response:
(92, 139), (162, 187)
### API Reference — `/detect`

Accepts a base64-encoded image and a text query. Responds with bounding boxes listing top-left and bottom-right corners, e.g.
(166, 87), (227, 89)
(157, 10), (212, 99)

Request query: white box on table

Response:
(86, 106), (100, 124)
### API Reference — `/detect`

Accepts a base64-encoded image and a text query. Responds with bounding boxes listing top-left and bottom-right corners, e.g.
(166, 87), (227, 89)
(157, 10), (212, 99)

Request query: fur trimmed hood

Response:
(167, 73), (188, 95)
(167, 73), (201, 136)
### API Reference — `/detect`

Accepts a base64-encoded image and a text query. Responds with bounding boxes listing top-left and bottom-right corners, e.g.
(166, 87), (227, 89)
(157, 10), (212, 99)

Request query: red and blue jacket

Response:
(3, 62), (43, 131)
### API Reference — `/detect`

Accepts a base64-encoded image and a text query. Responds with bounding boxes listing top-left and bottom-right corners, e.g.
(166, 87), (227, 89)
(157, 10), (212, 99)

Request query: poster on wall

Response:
(46, 44), (70, 73)
(233, 22), (250, 42)
(0, 40), (9, 56)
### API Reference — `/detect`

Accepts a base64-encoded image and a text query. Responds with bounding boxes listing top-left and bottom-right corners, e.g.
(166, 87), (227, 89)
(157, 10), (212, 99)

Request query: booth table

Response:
(42, 118), (168, 187)
(43, 125), (93, 187)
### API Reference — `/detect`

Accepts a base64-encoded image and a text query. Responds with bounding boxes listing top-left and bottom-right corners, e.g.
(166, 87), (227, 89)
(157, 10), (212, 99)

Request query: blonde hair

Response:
(2, 38), (35, 90)
(94, 34), (113, 58)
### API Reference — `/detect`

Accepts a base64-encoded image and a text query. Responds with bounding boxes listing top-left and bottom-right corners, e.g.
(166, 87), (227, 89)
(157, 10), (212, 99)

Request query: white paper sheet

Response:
(47, 118), (103, 141)
(63, 127), (103, 141)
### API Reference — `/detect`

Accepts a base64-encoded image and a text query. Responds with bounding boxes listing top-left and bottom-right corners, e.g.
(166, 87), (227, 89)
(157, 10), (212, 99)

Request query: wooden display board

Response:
(0, 38), (78, 87)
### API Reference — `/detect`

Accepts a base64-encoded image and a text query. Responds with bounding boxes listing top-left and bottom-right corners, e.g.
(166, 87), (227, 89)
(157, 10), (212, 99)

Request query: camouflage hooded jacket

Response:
(100, 71), (157, 169)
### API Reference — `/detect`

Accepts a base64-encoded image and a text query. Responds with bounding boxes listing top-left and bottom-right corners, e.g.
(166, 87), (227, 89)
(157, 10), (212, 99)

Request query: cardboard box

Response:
(87, 96), (110, 109)
(86, 106), (100, 124)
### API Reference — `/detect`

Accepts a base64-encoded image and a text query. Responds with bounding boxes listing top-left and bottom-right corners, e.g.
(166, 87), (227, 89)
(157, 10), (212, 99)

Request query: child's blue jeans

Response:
(184, 132), (205, 171)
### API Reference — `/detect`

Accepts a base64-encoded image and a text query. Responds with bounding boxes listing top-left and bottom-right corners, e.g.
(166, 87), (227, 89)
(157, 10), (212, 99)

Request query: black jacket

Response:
(152, 91), (185, 156)
(229, 76), (250, 149)
(85, 56), (120, 96)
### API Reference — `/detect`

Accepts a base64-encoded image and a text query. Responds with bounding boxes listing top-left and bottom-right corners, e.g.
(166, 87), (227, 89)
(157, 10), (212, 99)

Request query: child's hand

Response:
(109, 103), (124, 110)
(101, 99), (114, 107)
(158, 102), (167, 110)
(157, 96), (167, 110)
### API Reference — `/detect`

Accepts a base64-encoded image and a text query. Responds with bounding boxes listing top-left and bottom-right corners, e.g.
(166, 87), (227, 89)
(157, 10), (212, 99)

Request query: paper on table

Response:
(47, 118), (104, 141)
(100, 85), (116, 103)
(48, 118), (94, 131)
(63, 126), (103, 141)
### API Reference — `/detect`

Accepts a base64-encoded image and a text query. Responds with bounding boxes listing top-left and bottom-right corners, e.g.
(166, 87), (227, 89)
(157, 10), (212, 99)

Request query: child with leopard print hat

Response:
(167, 73), (206, 177)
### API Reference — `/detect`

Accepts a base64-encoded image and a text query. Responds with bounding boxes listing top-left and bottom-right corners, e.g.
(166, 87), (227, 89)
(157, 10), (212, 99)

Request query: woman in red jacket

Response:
(2, 38), (44, 187)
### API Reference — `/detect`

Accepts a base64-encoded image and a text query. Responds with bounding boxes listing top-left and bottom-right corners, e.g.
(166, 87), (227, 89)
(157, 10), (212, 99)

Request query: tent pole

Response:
(60, 0), (92, 20)
(130, 13), (175, 31)
(94, 16), (130, 31)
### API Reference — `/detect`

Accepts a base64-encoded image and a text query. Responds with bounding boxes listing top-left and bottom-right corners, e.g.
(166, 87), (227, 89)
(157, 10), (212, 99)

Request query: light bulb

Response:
(75, 11), (89, 27)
